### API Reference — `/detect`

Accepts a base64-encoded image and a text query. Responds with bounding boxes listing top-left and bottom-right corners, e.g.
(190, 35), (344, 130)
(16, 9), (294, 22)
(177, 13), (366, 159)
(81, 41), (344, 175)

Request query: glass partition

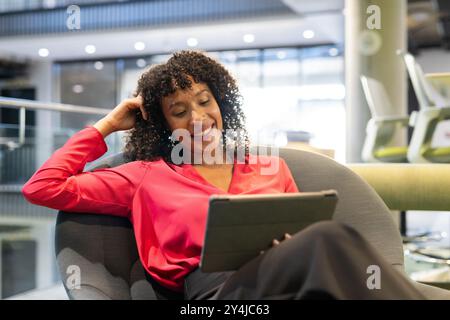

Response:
(115, 46), (345, 160)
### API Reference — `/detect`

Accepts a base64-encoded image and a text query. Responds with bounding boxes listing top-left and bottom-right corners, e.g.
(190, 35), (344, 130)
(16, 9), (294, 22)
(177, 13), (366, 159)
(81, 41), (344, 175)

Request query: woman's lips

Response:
(191, 123), (215, 137)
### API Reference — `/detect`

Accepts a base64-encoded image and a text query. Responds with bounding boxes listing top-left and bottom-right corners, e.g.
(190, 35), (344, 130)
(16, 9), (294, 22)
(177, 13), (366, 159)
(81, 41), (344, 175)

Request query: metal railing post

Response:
(19, 107), (26, 145)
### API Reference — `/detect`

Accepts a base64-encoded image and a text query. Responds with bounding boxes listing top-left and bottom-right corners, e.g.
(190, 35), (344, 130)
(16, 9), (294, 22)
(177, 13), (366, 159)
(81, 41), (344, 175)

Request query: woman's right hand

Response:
(94, 95), (148, 137)
(259, 233), (292, 255)
(104, 95), (148, 132)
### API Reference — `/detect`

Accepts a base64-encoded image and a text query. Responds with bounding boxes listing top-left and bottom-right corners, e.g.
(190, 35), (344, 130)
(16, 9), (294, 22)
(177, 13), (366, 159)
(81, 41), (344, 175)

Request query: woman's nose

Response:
(189, 108), (206, 124)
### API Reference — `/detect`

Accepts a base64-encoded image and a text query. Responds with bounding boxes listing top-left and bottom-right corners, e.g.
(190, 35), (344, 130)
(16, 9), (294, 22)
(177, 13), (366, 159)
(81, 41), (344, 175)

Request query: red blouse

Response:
(22, 126), (299, 292)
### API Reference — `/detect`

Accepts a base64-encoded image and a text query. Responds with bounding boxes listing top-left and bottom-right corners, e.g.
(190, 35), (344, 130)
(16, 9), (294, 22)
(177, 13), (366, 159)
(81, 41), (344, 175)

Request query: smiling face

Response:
(125, 50), (250, 164)
(161, 79), (224, 158)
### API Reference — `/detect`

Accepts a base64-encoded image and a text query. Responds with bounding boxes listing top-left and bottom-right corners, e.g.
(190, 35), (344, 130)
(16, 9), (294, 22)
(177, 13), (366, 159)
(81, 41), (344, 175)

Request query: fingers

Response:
(129, 96), (148, 121)
(135, 94), (143, 103)
(140, 106), (148, 121)
(262, 233), (293, 255)
(271, 233), (292, 247)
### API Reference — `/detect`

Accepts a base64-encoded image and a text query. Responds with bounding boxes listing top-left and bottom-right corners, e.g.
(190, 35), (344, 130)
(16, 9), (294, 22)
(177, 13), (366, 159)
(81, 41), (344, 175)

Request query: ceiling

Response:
(0, 0), (344, 62)
(1, 0), (449, 63)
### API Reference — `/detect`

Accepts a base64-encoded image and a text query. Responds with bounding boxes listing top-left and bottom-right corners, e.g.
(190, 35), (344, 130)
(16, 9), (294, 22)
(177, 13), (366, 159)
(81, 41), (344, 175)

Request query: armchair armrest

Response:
(372, 116), (410, 126)
(347, 163), (450, 211)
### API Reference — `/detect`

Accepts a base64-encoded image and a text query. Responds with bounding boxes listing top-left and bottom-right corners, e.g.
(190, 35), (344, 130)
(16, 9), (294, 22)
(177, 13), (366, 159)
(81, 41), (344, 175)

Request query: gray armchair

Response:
(55, 148), (450, 299)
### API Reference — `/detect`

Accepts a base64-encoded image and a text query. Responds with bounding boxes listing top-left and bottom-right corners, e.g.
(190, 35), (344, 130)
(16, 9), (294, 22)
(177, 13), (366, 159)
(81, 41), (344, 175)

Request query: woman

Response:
(22, 50), (424, 300)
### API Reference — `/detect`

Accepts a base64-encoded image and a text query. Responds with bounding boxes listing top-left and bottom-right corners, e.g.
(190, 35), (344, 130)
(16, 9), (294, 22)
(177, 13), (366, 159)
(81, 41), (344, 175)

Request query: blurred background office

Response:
(0, 0), (449, 299)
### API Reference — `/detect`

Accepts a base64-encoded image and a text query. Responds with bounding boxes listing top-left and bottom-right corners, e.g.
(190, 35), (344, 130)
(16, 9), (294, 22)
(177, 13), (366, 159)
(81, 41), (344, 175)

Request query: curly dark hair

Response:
(123, 50), (250, 164)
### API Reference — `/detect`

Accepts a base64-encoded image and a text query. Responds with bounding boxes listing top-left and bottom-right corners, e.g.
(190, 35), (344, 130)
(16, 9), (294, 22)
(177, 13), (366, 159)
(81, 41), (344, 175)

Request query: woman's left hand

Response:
(260, 233), (292, 255)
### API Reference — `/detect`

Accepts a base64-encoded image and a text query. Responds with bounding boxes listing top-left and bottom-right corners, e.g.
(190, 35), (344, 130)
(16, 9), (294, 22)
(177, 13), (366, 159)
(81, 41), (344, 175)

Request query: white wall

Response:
(416, 48), (450, 73)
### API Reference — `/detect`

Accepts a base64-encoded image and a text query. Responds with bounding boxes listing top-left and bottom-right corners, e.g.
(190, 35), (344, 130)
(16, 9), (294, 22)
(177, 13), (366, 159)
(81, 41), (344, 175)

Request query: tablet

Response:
(199, 190), (338, 272)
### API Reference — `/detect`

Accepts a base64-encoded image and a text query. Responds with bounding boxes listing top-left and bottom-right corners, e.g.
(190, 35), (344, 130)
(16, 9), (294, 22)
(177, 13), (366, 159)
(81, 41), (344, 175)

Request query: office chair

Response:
(360, 75), (410, 163)
(55, 148), (450, 299)
(399, 51), (450, 163)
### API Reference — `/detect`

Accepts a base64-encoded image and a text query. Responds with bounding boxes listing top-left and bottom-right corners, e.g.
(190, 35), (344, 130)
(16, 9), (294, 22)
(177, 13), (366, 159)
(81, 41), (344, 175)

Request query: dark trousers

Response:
(184, 221), (426, 300)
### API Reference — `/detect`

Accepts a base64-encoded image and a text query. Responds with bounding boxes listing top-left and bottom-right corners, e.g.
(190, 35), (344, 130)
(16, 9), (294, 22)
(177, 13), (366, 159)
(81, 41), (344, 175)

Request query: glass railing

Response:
(0, 96), (125, 299)
(0, 96), (123, 185)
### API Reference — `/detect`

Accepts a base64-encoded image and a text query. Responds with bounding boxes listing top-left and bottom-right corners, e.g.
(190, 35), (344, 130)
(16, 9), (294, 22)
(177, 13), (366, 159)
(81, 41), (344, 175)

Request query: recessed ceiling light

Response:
(276, 51), (287, 59)
(187, 37), (198, 47)
(38, 48), (49, 57)
(94, 61), (104, 70)
(43, 0), (56, 9)
(72, 84), (84, 94)
(328, 48), (339, 56)
(243, 34), (255, 43)
(134, 41), (146, 51)
(136, 59), (147, 68)
(302, 30), (315, 39)
(85, 45), (96, 54)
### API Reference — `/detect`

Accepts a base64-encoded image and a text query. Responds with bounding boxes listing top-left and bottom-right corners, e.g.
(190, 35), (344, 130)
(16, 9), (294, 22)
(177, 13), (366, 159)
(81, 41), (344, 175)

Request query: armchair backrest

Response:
(400, 51), (449, 109)
(360, 75), (394, 118)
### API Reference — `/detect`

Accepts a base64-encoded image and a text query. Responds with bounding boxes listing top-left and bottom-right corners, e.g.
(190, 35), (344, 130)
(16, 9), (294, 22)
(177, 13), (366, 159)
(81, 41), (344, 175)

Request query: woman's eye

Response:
(174, 111), (186, 117)
(200, 100), (209, 105)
